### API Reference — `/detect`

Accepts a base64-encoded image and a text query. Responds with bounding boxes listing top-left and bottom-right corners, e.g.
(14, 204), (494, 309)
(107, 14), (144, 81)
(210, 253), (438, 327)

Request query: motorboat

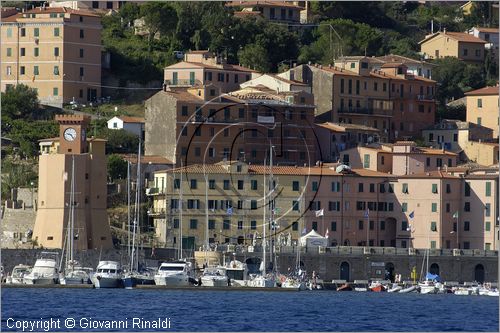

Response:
(487, 289), (499, 297)
(23, 252), (59, 285)
(454, 287), (472, 296)
(91, 261), (123, 288)
(200, 266), (229, 287)
(154, 261), (194, 287)
(399, 285), (418, 293)
(369, 281), (386, 292)
(281, 277), (306, 291)
(247, 274), (276, 288)
(122, 269), (155, 289)
(222, 260), (249, 287)
(353, 280), (369, 292)
(5, 264), (32, 284)
(60, 265), (93, 285)
(336, 283), (352, 291)
(387, 283), (402, 293)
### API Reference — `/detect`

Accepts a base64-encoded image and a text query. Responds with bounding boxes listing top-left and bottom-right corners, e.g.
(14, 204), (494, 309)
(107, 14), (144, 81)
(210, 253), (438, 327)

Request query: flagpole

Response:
(366, 210), (369, 247)
(456, 213), (459, 249)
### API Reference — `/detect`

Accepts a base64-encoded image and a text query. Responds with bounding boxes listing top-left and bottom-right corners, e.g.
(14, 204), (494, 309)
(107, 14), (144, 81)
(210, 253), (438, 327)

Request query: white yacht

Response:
(91, 261), (123, 288)
(200, 266), (229, 287)
(247, 274), (276, 288)
(5, 264), (32, 284)
(154, 261), (194, 287)
(60, 265), (93, 285)
(418, 280), (438, 294)
(23, 252), (59, 285)
(222, 260), (249, 287)
(281, 277), (306, 291)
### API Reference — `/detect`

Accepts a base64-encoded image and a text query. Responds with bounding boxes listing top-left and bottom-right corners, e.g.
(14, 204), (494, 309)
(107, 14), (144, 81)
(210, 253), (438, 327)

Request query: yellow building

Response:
(465, 86), (499, 138)
(148, 161), (307, 249)
(33, 115), (112, 250)
(1, 7), (102, 107)
(419, 31), (487, 64)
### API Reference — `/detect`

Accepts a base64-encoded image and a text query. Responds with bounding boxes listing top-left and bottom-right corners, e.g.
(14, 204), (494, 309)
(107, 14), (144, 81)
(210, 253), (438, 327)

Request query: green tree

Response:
(5, 120), (59, 158)
(1, 84), (39, 120)
(1, 159), (38, 201)
(119, 2), (140, 26)
(238, 43), (271, 72)
(105, 129), (139, 154)
(140, 2), (178, 51)
(107, 154), (128, 181)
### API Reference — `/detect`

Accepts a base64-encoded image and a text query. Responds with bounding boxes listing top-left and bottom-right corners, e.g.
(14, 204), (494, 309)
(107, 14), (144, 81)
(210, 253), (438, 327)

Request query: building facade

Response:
(107, 116), (145, 138)
(148, 162), (498, 251)
(283, 61), (436, 141)
(145, 85), (318, 166)
(465, 86), (499, 138)
(226, 1), (304, 23)
(33, 115), (112, 250)
(419, 31), (487, 63)
(1, 7), (102, 107)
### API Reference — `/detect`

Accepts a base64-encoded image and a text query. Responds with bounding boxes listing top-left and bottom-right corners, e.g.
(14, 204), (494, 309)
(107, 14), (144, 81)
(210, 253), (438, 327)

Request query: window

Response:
(430, 241), (436, 249)
(223, 220), (230, 230)
(356, 80), (360, 95)
(464, 182), (471, 197)
(54, 47), (59, 57)
(223, 180), (230, 190)
(485, 203), (491, 217)
(446, 203), (450, 213)
(237, 221), (243, 230)
(401, 220), (408, 231)
(380, 220), (385, 230)
(79, 49), (84, 58)
(431, 203), (437, 212)
(331, 221), (337, 231)
(80, 29), (84, 38)
(431, 221), (437, 232)
(34, 48), (39, 57)
(292, 222), (298, 231)
(181, 127), (187, 136)
(251, 180), (257, 190)
(348, 79), (352, 94)
(331, 182), (340, 192)
(181, 106), (188, 116)
(312, 222), (318, 231)
(402, 183), (408, 194)
(446, 184), (451, 194)
(79, 67), (84, 77)
(485, 221), (491, 231)
(464, 221), (470, 231)
(208, 179), (215, 190)
(251, 200), (257, 210)
(208, 220), (215, 230)
(34, 28), (39, 37)
(464, 202), (470, 212)
(369, 183), (375, 193)
(358, 220), (364, 230)
(54, 27), (60, 37)
(382, 83), (387, 92)
(475, 49), (481, 57)
(53, 87), (59, 96)
(358, 183), (364, 192)
(20, 28), (25, 37)
(477, 117), (482, 125)
(190, 179), (197, 189)
(363, 154), (370, 168)
(190, 219), (198, 229)
(237, 180), (244, 190)
(312, 181), (318, 191)
(388, 184), (394, 193)
(486, 182), (491, 197)
(33, 66), (39, 75)
(251, 221), (257, 230)
(380, 184), (385, 193)
(432, 184), (438, 194)
(6, 48), (12, 57)
(402, 203), (407, 212)
(292, 201), (299, 211)
(292, 181), (299, 191)
(6, 66), (11, 76)
(463, 241), (470, 249)
(79, 16), (83, 22)
(6, 27), (12, 38)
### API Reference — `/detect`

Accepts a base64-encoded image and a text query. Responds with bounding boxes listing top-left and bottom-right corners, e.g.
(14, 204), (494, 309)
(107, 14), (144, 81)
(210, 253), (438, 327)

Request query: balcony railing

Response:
(164, 79), (202, 87)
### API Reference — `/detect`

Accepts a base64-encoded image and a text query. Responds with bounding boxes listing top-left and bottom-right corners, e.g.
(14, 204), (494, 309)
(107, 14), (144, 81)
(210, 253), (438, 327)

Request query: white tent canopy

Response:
(300, 230), (328, 247)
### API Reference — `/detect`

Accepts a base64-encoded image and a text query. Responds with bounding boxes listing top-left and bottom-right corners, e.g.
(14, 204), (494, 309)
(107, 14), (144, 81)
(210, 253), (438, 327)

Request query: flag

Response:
(364, 209), (370, 218)
(325, 228), (329, 238)
(301, 227), (307, 236)
(226, 207), (233, 215)
(453, 211), (459, 218)
(409, 211), (415, 219)
(315, 209), (324, 217)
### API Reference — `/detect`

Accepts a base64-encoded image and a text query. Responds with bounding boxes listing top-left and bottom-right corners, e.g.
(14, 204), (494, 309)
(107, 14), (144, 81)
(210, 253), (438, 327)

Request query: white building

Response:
(241, 73), (311, 93)
(107, 116), (145, 138)
(374, 54), (436, 79)
(468, 27), (499, 64)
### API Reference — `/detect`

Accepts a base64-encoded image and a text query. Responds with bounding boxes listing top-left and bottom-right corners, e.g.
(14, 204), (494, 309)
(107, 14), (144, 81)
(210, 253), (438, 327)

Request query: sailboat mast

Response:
(262, 157), (266, 275)
(69, 155), (75, 266)
(127, 161), (131, 257)
(179, 159), (183, 260)
(204, 170), (209, 265)
(136, 138), (141, 271)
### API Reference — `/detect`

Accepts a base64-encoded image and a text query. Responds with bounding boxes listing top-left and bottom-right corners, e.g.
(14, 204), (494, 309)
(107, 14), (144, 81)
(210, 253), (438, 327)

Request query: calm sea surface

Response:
(2, 288), (499, 332)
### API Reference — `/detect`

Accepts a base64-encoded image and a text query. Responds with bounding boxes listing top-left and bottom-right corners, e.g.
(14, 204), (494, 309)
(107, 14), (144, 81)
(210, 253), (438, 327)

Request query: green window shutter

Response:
(402, 203), (407, 212)
(431, 203), (437, 212)
(485, 222), (491, 231)
(363, 154), (370, 168)
(431, 221), (437, 232)
(432, 184), (438, 193)
(485, 182), (491, 197)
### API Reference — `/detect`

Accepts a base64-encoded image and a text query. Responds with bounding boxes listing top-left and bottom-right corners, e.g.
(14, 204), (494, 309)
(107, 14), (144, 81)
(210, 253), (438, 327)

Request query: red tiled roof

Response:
(118, 116), (145, 123)
(119, 154), (174, 165)
(315, 122), (380, 133)
(464, 86), (499, 96)
(226, 1), (304, 9)
(166, 61), (256, 73)
(2, 7), (100, 22)
(380, 62), (406, 68)
(476, 27), (499, 33)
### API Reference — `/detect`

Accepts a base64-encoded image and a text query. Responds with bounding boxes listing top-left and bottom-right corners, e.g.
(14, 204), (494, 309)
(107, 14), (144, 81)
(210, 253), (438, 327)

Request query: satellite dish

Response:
(335, 164), (351, 173)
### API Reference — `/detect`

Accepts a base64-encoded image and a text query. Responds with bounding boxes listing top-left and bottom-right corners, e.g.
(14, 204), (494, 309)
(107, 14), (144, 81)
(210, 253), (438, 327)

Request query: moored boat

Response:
(387, 283), (402, 293)
(337, 283), (352, 291)
(369, 281), (386, 292)
(91, 261), (123, 288)
(200, 266), (229, 287)
(154, 261), (194, 287)
(353, 280), (369, 292)
(23, 252), (59, 285)
(5, 264), (32, 284)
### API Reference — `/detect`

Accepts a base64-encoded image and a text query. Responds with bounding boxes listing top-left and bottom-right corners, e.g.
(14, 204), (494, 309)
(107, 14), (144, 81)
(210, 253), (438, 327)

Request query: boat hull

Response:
(399, 286), (417, 293)
(336, 284), (352, 291)
(419, 286), (438, 294)
(92, 276), (123, 288)
(123, 276), (155, 289)
(60, 277), (90, 285)
(154, 275), (190, 287)
(201, 276), (228, 287)
(23, 277), (58, 285)
(370, 285), (385, 292)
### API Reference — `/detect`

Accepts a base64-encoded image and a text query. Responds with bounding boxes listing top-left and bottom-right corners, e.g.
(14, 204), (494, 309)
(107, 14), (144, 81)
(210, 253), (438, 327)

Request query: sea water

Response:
(1, 288), (498, 332)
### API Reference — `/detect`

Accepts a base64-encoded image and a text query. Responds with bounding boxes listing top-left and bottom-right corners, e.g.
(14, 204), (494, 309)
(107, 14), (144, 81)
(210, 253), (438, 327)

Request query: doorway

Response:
(340, 261), (350, 281)
(474, 264), (485, 283)
(385, 262), (395, 282)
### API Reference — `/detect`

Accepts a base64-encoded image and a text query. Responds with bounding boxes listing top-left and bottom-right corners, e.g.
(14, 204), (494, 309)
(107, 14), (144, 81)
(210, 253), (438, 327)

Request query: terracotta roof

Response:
(315, 122), (380, 133)
(399, 171), (459, 179)
(393, 141), (417, 146)
(226, 1), (304, 9)
(166, 61), (256, 73)
(464, 86), (499, 96)
(381, 62), (406, 68)
(311, 65), (435, 83)
(118, 116), (145, 123)
(418, 148), (457, 156)
(38, 137), (106, 142)
(2, 7), (100, 22)
(119, 154), (174, 165)
(375, 54), (436, 66)
(420, 31), (487, 44)
(475, 27), (499, 33)
(234, 11), (262, 17)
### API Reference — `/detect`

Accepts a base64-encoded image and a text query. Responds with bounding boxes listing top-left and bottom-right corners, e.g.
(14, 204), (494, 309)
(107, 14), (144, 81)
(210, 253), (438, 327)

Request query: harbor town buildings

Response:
(0, 6), (102, 107)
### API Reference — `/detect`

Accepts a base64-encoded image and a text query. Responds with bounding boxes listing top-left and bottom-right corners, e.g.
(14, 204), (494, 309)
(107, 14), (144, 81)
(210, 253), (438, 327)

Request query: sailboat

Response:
(248, 147), (276, 288)
(123, 140), (155, 288)
(418, 248), (439, 294)
(60, 156), (93, 285)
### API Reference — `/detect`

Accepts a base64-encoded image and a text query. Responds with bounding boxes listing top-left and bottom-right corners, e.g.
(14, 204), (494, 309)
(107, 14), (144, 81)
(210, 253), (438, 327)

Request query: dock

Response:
(1, 284), (298, 291)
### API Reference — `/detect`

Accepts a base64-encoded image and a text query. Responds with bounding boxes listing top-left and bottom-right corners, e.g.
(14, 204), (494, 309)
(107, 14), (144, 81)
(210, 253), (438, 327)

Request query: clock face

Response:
(64, 127), (77, 142)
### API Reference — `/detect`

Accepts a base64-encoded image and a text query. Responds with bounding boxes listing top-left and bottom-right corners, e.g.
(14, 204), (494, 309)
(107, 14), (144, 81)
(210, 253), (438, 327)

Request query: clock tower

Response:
(56, 115), (90, 154)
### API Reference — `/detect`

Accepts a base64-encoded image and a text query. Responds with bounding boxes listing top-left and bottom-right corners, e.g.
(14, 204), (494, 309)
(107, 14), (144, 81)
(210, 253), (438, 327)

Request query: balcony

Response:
(145, 187), (164, 196)
(164, 79), (202, 87)
(416, 94), (434, 101)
